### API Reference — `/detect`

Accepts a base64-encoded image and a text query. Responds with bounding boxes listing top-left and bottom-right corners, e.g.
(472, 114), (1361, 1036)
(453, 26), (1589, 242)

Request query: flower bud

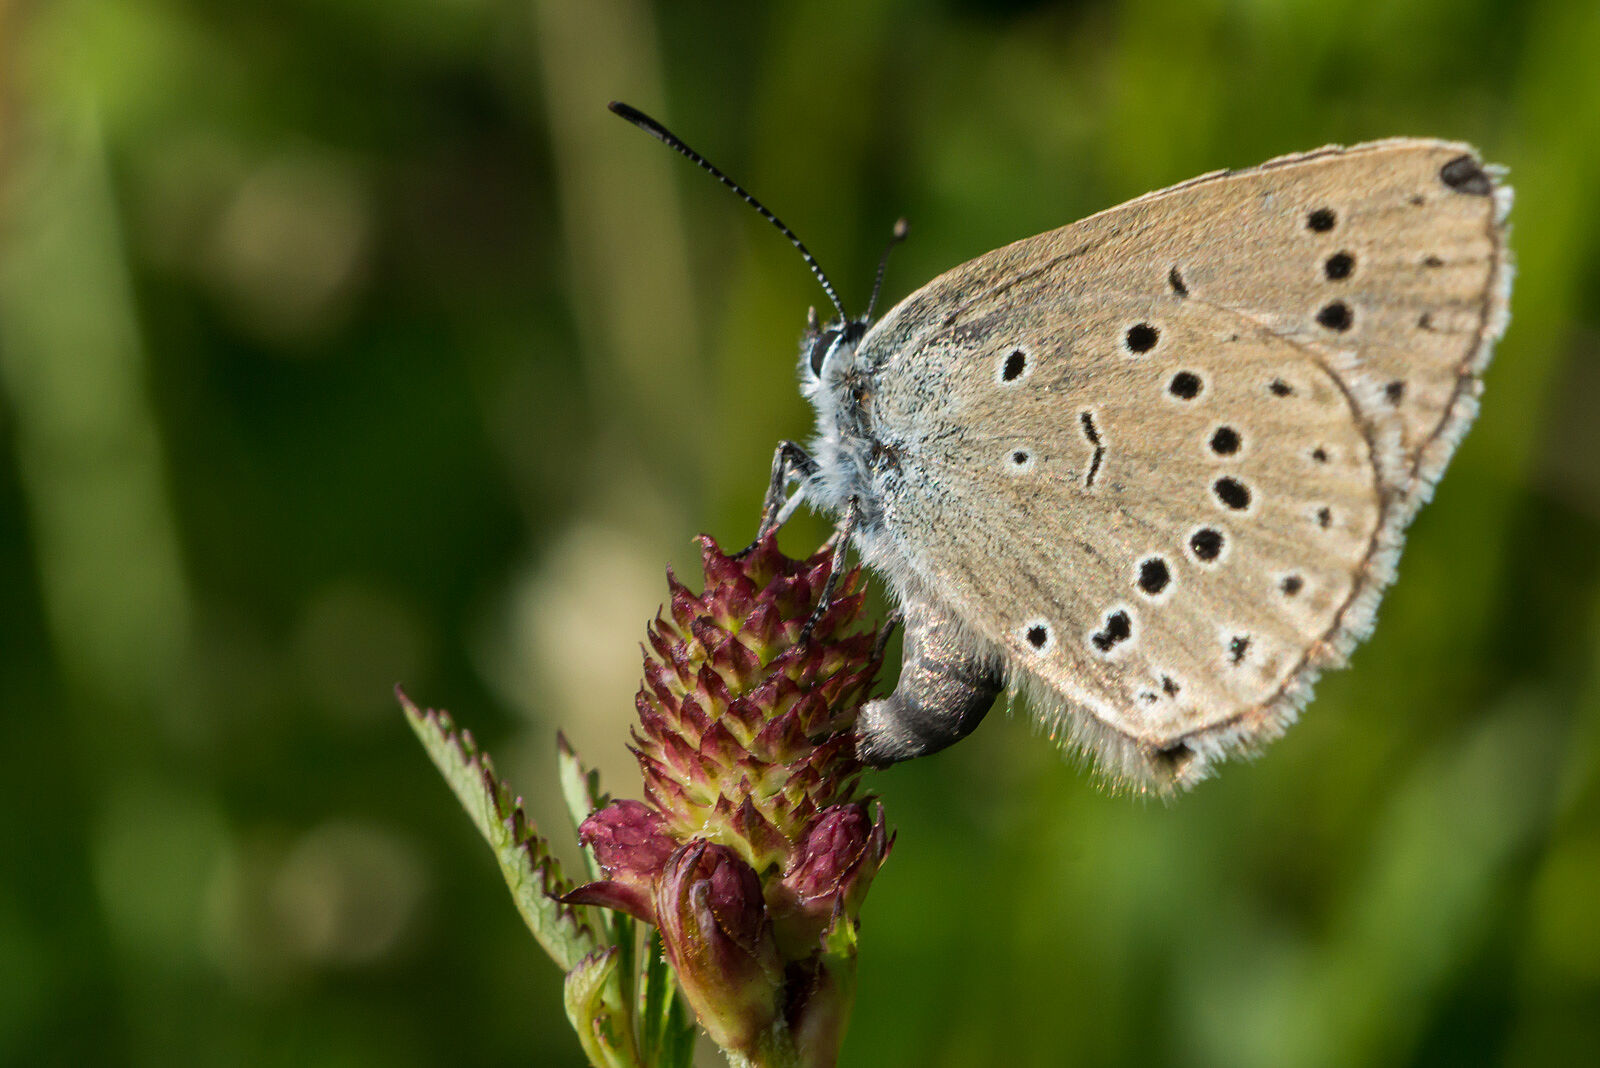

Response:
(772, 803), (890, 954)
(654, 840), (783, 1053)
(580, 799), (677, 884)
(562, 799), (680, 923)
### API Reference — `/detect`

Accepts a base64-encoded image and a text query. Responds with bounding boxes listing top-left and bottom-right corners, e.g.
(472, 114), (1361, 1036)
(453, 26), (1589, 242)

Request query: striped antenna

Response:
(609, 102), (849, 323)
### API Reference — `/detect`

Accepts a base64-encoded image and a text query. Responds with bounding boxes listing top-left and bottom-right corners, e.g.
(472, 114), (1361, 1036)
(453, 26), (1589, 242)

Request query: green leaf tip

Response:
(398, 686), (601, 972)
(563, 949), (641, 1068)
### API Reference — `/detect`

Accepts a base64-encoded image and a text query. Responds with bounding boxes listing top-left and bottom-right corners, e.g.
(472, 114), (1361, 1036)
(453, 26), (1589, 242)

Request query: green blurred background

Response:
(3, 1), (1599, 1065)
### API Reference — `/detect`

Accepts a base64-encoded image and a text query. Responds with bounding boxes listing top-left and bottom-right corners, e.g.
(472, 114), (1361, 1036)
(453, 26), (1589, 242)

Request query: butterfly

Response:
(612, 104), (1512, 793)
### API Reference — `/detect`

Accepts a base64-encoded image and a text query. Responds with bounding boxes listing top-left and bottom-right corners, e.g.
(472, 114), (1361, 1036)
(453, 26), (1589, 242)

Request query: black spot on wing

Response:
(1137, 557), (1171, 596)
(1169, 372), (1202, 399)
(1190, 528), (1224, 562)
(1317, 301), (1353, 332)
(1125, 323), (1160, 354)
(1079, 411), (1104, 487)
(1091, 610), (1132, 653)
(1213, 477), (1251, 510)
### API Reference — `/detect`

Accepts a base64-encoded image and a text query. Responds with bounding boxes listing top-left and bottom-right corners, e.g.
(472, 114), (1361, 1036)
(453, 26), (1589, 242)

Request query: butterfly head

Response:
(800, 314), (869, 389)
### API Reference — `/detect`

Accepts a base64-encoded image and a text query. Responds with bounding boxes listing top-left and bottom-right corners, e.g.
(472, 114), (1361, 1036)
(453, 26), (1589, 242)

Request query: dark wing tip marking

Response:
(1440, 154), (1493, 196)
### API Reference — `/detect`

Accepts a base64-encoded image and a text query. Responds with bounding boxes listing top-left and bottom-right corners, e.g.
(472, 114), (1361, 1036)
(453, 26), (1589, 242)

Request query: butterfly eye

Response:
(808, 321), (867, 377)
(807, 331), (836, 377)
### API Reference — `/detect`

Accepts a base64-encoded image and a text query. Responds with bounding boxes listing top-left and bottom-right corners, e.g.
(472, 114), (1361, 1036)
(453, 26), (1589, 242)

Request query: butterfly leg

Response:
(873, 609), (902, 661)
(738, 441), (818, 556)
(799, 497), (858, 643)
(855, 598), (1003, 767)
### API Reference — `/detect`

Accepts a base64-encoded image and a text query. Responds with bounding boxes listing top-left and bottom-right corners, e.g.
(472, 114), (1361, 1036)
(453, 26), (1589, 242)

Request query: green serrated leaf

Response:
(399, 688), (601, 972)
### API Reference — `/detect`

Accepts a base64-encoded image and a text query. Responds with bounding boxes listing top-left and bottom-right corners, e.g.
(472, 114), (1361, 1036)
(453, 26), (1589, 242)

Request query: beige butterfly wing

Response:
(857, 140), (1511, 792)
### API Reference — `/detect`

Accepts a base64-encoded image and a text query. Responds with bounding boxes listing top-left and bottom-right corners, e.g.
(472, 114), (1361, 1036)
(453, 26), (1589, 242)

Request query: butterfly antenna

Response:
(609, 102), (849, 324)
(864, 217), (909, 321)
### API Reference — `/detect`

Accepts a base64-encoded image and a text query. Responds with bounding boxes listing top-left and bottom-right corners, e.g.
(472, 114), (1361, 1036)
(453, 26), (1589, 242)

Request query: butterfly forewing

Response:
(856, 140), (1510, 789)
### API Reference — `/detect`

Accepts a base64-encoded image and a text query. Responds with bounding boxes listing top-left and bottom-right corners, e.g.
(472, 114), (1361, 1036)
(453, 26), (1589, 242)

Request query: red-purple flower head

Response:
(565, 534), (892, 1064)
